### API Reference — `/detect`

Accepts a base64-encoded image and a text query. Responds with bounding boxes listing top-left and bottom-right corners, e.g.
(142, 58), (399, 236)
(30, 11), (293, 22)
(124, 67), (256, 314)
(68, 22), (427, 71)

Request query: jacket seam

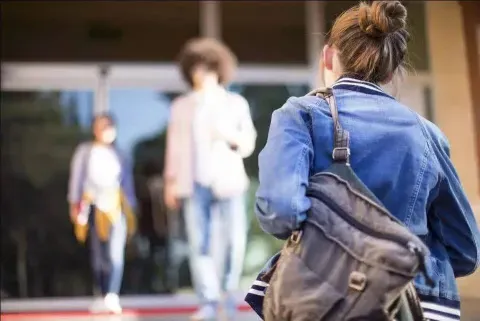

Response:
(404, 142), (429, 228)
(291, 146), (309, 229)
(413, 114), (480, 276)
(413, 113), (442, 176)
(290, 101), (314, 229)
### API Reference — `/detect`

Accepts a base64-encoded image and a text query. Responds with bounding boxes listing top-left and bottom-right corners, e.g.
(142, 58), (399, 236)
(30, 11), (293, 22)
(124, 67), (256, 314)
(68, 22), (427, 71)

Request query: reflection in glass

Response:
(108, 89), (186, 295)
(1, 91), (94, 298)
(0, 85), (310, 297)
(108, 85), (310, 293)
(222, 1), (307, 63)
(228, 84), (310, 286)
(109, 89), (173, 159)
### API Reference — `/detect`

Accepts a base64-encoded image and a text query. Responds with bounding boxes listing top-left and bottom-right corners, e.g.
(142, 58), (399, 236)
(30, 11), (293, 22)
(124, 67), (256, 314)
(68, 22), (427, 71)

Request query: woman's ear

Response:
(383, 72), (393, 84)
(322, 45), (334, 71)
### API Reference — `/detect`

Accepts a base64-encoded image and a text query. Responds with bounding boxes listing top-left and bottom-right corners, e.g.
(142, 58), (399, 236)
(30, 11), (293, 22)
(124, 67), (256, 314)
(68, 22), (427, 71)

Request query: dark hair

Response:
(177, 38), (238, 87)
(327, 1), (410, 84)
(92, 112), (115, 129)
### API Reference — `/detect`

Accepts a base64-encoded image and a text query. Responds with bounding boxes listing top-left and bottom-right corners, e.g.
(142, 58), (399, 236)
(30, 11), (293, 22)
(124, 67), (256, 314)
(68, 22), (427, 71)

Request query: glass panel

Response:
(2, 2), (199, 62)
(108, 85), (309, 292)
(107, 89), (188, 294)
(227, 83), (310, 285)
(403, 1), (429, 71)
(221, 1), (307, 64)
(1, 90), (94, 298)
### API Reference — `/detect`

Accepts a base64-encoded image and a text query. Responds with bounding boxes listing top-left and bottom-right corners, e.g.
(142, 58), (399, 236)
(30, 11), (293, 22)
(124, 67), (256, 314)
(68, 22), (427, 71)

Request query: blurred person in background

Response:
(163, 38), (256, 321)
(68, 114), (136, 314)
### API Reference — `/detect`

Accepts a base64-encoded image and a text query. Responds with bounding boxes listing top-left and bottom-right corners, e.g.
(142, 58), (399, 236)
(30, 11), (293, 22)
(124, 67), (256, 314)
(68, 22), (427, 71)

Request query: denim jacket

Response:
(253, 77), (480, 318)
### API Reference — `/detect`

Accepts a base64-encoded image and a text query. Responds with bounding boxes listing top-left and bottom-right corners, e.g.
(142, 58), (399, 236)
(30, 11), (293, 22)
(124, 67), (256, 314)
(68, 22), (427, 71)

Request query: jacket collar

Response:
(332, 76), (394, 99)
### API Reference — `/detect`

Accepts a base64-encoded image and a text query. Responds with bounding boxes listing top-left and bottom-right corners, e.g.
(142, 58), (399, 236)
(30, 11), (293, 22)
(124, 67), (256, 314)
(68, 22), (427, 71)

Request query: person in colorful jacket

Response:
(164, 38), (257, 321)
(68, 113), (136, 314)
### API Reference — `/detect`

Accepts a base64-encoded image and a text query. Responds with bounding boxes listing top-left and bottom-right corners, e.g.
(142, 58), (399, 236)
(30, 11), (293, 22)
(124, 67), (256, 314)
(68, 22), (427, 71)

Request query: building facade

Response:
(1, 1), (479, 299)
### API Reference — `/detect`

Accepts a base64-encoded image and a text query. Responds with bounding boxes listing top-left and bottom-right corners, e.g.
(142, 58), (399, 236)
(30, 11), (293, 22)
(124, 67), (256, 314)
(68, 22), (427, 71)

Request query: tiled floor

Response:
(2, 297), (478, 321)
(0, 313), (259, 321)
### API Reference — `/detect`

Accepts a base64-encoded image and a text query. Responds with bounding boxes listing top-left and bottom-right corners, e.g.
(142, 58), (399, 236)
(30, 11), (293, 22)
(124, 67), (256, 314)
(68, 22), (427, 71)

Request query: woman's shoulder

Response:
(413, 114), (450, 153)
(272, 94), (331, 124)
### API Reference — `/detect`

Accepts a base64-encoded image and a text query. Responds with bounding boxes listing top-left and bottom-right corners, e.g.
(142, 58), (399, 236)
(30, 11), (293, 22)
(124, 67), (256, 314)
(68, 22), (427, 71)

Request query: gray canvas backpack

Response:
(262, 88), (432, 321)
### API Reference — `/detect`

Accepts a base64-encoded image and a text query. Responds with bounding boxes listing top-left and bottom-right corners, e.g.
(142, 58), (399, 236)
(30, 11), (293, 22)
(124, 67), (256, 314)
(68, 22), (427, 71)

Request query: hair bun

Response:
(359, 1), (407, 38)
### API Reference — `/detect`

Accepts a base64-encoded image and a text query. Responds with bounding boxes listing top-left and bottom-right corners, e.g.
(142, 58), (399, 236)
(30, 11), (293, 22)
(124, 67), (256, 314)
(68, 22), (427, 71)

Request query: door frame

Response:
(1, 62), (311, 111)
(1, 62), (432, 117)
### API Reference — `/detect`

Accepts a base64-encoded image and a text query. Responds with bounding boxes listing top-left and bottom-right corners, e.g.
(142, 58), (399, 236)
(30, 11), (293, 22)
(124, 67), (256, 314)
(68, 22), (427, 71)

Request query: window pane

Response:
(222, 1), (307, 64)
(403, 1), (429, 71)
(1, 90), (94, 298)
(108, 89), (191, 294)
(2, 2), (199, 62)
(108, 85), (311, 291)
(228, 83), (310, 285)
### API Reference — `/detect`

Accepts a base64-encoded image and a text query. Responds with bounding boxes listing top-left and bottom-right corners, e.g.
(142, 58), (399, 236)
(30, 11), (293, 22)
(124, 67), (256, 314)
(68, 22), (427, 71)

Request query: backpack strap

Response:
(307, 87), (351, 165)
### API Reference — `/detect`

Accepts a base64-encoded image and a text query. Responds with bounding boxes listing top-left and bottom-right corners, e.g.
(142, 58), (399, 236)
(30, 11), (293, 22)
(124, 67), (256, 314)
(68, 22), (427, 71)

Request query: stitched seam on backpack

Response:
(306, 218), (417, 277)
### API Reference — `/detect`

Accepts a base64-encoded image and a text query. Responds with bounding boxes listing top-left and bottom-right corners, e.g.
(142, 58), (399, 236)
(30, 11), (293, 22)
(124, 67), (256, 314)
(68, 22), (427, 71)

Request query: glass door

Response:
(104, 65), (186, 294)
(105, 65), (313, 294)
(1, 63), (184, 297)
(107, 87), (185, 295)
(1, 64), (98, 298)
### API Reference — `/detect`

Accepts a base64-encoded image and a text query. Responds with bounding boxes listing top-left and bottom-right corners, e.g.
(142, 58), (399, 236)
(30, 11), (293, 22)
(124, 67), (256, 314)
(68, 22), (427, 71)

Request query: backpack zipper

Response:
(307, 187), (434, 285)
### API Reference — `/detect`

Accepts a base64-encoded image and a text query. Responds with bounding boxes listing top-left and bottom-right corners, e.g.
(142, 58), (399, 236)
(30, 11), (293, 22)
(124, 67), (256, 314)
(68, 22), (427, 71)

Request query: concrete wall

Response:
(426, 1), (480, 299)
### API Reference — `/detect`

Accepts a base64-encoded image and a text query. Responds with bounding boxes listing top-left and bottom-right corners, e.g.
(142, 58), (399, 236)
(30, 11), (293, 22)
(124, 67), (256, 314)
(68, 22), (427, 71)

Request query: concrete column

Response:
(306, 1), (325, 89)
(461, 2), (480, 201)
(425, 1), (479, 203)
(200, 1), (221, 39)
(425, 1), (480, 299)
(94, 65), (110, 114)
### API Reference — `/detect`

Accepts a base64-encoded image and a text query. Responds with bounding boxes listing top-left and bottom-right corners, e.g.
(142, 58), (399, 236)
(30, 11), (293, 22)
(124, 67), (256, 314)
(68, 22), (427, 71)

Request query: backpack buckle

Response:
(348, 271), (367, 292)
(332, 147), (350, 164)
(290, 230), (303, 244)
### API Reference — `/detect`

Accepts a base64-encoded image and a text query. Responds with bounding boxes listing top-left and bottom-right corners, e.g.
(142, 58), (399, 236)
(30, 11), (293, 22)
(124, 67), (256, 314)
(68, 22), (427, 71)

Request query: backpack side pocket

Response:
(264, 252), (345, 321)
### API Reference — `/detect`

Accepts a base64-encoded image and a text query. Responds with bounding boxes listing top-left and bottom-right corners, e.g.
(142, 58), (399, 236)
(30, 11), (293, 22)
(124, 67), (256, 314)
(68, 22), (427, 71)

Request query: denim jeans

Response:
(184, 183), (247, 304)
(89, 210), (127, 296)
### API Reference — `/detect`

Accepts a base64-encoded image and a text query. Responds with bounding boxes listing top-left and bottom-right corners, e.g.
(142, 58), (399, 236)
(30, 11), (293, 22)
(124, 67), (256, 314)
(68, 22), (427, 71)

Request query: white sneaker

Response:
(89, 297), (106, 313)
(104, 293), (122, 314)
(190, 304), (218, 321)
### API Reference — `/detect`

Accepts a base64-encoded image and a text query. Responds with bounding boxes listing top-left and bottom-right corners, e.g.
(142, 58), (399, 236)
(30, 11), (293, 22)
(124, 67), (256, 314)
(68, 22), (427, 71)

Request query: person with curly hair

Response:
(163, 38), (257, 321)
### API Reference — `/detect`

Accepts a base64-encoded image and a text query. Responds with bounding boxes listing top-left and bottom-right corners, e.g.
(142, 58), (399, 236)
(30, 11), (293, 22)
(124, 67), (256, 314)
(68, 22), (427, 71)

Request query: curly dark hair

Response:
(177, 38), (238, 87)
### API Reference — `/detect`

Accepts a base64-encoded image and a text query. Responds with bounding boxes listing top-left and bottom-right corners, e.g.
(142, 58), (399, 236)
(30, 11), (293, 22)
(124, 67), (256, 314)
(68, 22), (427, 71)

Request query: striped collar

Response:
(332, 77), (394, 99)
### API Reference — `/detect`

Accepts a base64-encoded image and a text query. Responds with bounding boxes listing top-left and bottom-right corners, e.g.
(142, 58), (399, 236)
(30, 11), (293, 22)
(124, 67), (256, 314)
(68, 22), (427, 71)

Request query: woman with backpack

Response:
(252, 1), (480, 320)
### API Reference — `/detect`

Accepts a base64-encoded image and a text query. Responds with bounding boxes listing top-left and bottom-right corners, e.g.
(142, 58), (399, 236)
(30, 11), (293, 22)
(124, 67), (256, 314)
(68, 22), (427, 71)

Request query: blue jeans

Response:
(89, 210), (127, 296)
(184, 183), (247, 304)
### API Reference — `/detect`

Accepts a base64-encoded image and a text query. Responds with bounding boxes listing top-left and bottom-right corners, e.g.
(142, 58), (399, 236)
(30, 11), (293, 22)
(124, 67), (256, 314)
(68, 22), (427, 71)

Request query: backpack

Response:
(259, 88), (432, 321)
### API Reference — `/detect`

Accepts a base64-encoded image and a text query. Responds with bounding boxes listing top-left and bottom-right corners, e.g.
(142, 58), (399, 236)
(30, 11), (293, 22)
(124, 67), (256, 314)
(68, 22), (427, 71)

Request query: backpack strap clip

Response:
(307, 87), (351, 165)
